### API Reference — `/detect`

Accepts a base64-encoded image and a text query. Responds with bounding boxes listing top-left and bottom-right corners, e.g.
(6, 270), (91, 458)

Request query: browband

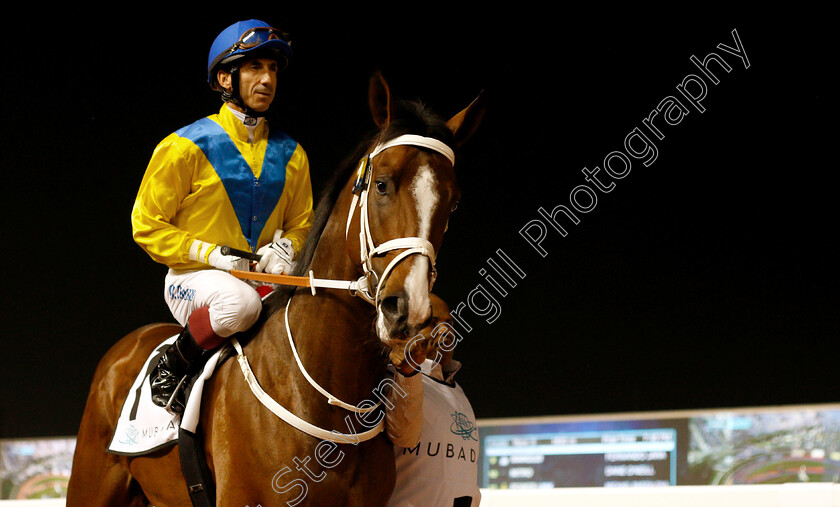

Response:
(370, 134), (455, 166)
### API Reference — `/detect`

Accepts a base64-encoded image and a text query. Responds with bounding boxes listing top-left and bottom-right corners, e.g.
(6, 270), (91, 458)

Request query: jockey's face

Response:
(218, 57), (278, 113)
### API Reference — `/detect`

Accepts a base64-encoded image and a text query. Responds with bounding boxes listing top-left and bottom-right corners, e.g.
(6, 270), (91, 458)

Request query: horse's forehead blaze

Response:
(368, 148), (452, 258)
(410, 164), (438, 239)
(375, 145), (454, 204)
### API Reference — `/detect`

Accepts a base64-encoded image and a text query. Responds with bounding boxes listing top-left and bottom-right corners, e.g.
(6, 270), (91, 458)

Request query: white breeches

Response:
(164, 268), (262, 338)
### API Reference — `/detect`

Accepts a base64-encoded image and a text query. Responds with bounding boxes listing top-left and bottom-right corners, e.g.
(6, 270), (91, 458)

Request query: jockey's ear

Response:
(217, 69), (233, 93)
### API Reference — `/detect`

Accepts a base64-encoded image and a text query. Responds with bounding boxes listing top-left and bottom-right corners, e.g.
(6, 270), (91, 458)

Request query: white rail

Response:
(3, 483), (839, 506)
(479, 482), (840, 507)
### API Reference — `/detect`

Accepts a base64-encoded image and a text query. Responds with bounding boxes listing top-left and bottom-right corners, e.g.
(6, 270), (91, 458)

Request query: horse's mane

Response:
(236, 98), (454, 344)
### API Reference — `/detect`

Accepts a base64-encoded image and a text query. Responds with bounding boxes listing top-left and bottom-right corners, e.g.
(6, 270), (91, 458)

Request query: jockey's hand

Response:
(207, 248), (249, 272)
(256, 236), (295, 275)
(392, 335), (428, 377)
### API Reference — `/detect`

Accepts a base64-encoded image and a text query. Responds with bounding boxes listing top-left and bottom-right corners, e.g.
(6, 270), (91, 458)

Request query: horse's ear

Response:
(446, 90), (488, 147)
(369, 70), (393, 128)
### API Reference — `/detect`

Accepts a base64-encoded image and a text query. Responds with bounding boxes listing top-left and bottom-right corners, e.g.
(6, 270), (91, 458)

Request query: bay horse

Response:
(67, 71), (485, 506)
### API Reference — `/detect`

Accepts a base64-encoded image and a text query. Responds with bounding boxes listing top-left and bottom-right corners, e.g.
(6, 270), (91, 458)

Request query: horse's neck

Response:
(257, 187), (383, 402)
(309, 184), (359, 282)
(288, 290), (381, 384)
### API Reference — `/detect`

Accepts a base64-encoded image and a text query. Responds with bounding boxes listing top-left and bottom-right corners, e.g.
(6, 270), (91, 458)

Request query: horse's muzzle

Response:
(377, 289), (432, 341)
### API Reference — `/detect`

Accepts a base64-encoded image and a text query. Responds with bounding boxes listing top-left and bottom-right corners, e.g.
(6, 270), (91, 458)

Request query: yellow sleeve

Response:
(130, 135), (209, 268)
(280, 144), (314, 254)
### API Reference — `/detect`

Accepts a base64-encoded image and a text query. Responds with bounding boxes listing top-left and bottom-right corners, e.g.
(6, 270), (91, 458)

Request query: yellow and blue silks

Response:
(132, 105), (313, 271)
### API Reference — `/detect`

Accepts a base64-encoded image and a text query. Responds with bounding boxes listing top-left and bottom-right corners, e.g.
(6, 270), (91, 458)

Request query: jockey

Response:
(131, 19), (313, 413)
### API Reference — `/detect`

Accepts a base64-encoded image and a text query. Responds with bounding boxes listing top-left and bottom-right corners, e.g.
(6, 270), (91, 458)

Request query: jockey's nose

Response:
(380, 290), (410, 335)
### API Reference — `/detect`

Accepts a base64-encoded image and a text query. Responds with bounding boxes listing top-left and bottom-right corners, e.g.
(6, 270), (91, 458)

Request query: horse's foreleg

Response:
(66, 448), (146, 506)
(67, 383), (148, 506)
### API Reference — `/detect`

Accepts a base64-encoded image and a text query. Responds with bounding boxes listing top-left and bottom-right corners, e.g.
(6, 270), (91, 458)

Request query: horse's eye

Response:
(451, 201), (459, 212)
(375, 180), (388, 195)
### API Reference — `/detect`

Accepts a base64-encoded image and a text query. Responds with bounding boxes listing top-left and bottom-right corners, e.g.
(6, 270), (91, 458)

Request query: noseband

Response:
(344, 134), (455, 306)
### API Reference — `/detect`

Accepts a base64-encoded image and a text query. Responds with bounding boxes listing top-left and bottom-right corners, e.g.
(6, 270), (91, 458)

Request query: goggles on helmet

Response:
(212, 27), (291, 73)
(233, 27), (290, 51)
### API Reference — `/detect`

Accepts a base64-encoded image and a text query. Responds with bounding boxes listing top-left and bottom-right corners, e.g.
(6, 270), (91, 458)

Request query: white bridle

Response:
(230, 133), (457, 443)
(343, 134), (455, 306)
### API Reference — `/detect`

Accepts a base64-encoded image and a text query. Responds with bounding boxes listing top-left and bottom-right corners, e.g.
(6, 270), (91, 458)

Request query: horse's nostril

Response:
(380, 292), (409, 328)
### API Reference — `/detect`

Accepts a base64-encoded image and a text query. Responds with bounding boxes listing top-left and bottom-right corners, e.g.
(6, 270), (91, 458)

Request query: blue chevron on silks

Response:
(176, 117), (297, 252)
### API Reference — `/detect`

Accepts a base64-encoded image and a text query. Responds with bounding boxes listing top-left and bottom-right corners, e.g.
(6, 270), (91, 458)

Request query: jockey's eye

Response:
(375, 180), (388, 195)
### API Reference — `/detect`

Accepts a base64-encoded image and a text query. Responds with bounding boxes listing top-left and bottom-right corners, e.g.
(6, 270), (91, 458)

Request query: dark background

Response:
(1, 9), (835, 438)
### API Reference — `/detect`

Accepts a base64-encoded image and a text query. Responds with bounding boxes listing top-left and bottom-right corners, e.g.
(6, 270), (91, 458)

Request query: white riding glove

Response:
(207, 247), (250, 272)
(190, 239), (250, 272)
(255, 230), (295, 275)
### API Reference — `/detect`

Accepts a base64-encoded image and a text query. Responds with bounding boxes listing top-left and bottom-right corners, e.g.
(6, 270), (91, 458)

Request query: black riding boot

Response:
(150, 326), (210, 413)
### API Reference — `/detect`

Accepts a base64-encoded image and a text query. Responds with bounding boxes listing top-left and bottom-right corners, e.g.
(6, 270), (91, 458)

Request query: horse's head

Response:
(345, 71), (485, 343)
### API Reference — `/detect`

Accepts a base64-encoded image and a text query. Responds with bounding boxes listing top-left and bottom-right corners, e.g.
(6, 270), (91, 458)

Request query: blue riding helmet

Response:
(207, 19), (293, 90)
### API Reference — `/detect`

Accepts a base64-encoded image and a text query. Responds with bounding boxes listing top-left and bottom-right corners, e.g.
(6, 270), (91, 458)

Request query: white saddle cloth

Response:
(107, 334), (223, 455)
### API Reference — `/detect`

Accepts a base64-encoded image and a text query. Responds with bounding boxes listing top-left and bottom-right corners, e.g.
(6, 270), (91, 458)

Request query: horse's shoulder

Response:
(133, 322), (184, 339)
(96, 323), (182, 375)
